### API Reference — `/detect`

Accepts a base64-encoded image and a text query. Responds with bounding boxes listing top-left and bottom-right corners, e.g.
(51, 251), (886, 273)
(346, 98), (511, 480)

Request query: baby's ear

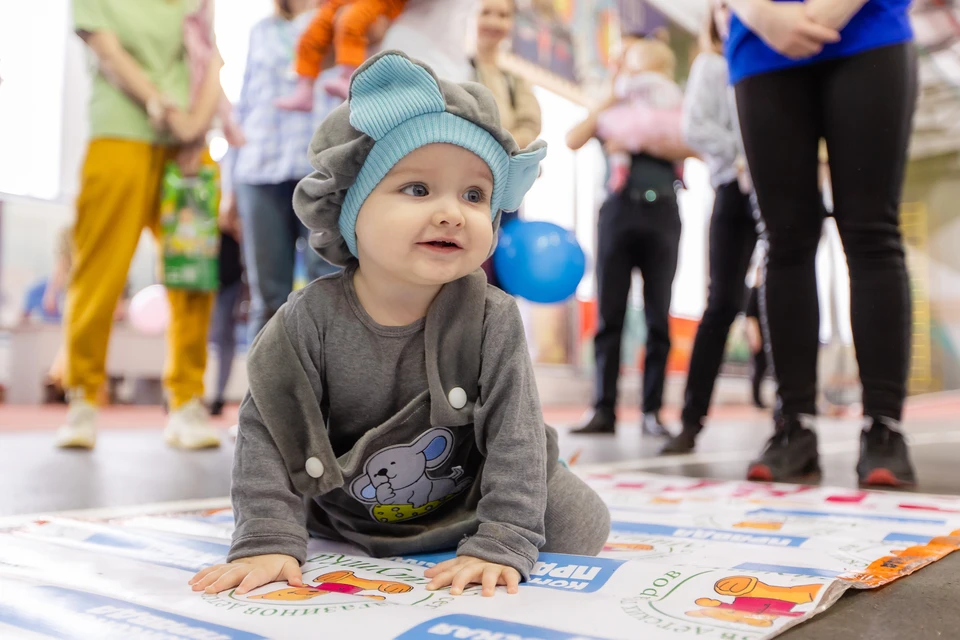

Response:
(348, 51), (446, 140)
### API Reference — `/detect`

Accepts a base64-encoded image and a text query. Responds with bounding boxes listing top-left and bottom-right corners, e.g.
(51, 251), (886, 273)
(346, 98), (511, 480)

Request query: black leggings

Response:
(681, 181), (759, 426)
(735, 43), (917, 421)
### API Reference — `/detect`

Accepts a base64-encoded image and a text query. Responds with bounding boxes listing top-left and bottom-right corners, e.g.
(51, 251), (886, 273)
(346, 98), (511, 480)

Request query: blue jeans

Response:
(235, 180), (339, 343)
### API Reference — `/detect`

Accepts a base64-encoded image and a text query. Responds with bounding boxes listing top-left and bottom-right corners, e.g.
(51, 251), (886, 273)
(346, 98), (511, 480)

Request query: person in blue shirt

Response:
(220, 0), (345, 344)
(725, 0), (917, 486)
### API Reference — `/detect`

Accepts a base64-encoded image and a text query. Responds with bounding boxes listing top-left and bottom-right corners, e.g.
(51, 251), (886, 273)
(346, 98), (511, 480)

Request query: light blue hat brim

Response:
(340, 112), (510, 258)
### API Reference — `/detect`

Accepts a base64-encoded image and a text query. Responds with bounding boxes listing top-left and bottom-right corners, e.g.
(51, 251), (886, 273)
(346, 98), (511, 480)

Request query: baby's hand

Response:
(188, 554), (303, 595)
(423, 555), (521, 597)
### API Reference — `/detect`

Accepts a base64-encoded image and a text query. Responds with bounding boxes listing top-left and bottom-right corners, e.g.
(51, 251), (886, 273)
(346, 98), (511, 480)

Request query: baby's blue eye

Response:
(401, 184), (429, 197)
(463, 188), (485, 204)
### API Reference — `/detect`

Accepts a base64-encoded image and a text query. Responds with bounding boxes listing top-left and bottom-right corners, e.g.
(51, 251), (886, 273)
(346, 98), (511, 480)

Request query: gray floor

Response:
(1, 408), (958, 638)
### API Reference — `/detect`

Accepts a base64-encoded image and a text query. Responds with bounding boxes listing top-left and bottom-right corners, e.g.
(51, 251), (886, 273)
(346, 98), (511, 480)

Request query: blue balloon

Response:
(493, 220), (586, 304)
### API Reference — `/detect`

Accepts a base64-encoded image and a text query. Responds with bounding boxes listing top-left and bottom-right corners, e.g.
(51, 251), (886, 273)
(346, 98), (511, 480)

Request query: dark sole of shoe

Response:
(747, 460), (821, 483)
(860, 468), (915, 489)
(659, 446), (695, 456)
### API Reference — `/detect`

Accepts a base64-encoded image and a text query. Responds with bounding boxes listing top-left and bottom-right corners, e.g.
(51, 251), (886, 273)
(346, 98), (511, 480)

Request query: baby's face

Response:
(355, 143), (495, 287)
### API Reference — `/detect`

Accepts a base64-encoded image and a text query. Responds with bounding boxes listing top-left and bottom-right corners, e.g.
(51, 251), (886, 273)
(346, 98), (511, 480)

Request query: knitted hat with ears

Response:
(293, 50), (547, 266)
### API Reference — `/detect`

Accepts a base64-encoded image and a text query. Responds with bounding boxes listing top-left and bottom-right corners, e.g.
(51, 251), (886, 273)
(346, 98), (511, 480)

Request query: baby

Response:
(276, 0), (406, 110)
(190, 51), (610, 598)
(597, 38), (685, 193)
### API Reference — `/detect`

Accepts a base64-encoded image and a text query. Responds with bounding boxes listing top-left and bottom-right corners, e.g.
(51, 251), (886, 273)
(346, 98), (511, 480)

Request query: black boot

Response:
(641, 413), (669, 437)
(571, 408), (616, 435)
(659, 420), (701, 455)
(747, 415), (820, 482)
(857, 417), (916, 487)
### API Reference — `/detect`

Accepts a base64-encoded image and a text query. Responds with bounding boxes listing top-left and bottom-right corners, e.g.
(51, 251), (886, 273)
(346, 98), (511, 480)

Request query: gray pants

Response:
(542, 465), (611, 556)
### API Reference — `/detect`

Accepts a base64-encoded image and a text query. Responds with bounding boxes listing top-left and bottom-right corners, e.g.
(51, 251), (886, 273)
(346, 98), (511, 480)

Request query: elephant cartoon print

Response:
(350, 427), (473, 523)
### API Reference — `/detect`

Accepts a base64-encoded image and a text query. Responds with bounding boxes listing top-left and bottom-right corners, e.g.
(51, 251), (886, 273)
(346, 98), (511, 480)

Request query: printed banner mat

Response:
(1, 472), (959, 639)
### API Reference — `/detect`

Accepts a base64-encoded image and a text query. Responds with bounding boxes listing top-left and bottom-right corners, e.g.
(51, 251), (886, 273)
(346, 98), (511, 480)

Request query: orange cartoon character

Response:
(686, 576), (822, 628)
(276, 0), (408, 109)
(603, 542), (654, 552)
(250, 570), (413, 601)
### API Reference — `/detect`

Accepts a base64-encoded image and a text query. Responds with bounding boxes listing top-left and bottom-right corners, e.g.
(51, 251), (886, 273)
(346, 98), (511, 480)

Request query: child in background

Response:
(596, 38), (684, 193)
(276, 0), (406, 110)
(189, 51), (609, 598)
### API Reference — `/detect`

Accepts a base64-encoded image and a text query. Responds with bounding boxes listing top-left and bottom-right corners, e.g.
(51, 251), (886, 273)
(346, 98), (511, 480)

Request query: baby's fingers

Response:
(501, 567), (521, 595)
(450, 566), (482, 596)
(189, 564), (225, 586)
(205, 566), (250, 594)
(423, 557), (460, 578)
(235, 567), (271, 595)
(481, 565), (501, 597)
(192, 565), (233, 592)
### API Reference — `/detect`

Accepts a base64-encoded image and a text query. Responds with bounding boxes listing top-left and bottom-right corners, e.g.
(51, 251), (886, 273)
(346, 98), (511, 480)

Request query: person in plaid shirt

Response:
(220, 0), (345, 344)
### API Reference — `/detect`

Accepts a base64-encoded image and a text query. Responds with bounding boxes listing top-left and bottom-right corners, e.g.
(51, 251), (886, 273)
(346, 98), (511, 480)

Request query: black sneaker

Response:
(209, 399), (225, 417)
(747, 415), (820, 482)
(857, 417), (916, 487)
(659, 421), (701, 455)
(641, 413), (670, 437)
(571, 408), (616, 435)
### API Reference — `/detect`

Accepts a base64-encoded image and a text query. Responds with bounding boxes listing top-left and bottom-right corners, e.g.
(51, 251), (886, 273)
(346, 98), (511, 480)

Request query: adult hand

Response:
(424, 555), (521, 597)
(167, 108), (206, 144)
(189, 555), (303, 595)
(804, 0), (862, 32)
(753, 2), (840, 59)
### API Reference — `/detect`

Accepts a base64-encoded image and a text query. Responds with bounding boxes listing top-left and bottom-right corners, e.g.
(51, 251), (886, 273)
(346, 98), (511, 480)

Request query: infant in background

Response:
(597, 38), (684, 193)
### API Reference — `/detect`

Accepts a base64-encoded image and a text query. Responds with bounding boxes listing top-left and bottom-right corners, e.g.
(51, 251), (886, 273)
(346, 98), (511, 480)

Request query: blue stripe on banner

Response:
(0, 586), (266, 640)
(734, 562), (843, 578)
(87, 532), (231, 555)
(610, 521), (809, 547)
(394, 614), (616, 640)
(746, 508), (947, 526)
(882, 532), (934, 545)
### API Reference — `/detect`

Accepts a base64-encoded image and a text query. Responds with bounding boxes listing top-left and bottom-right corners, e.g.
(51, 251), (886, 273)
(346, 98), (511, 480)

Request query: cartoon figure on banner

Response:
(602, 542), (654, 552)
(250, 571), (413, 602)
(349, 427), (473, 523)
(686, 576), (822, 628)
(733, 521), (785, 531)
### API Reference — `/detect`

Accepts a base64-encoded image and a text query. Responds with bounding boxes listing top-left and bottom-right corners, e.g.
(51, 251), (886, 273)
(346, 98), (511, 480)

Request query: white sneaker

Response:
(55, 400), (98, 449)
(164, 399), (221, 449)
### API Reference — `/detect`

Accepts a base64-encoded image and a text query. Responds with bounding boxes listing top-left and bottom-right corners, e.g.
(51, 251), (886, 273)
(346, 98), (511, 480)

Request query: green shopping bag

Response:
(159, 161), (220, 291)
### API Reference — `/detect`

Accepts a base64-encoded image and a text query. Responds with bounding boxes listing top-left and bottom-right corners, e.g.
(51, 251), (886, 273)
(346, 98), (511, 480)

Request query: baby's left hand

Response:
(424, 555), (521, 597)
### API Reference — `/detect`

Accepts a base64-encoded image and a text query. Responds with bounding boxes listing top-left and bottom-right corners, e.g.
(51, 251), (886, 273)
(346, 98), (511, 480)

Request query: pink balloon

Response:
(128, 285), (171, 335)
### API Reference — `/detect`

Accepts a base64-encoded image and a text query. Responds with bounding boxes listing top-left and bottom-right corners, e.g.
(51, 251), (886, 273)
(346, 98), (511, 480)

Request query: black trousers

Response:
(681, 181), (759, 426)
(736, 43), (917, 421)
(594, 191), (681, 415)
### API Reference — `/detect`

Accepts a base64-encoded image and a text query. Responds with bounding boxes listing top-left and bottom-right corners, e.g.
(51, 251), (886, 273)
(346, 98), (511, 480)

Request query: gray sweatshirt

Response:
(681, 52), (741, 189)
(227, 265), (560, 580)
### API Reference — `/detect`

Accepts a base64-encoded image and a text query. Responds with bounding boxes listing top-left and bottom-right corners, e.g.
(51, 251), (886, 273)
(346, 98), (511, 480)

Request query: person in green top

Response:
(57, 0), (225, 450)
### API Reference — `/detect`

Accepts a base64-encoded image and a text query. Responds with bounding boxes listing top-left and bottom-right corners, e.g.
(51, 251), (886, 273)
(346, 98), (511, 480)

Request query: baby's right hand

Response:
(188, 554), (303, 595)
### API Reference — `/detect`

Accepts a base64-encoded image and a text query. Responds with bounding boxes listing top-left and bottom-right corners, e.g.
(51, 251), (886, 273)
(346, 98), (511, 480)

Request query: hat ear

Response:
(499, 141), (547, 212)
(348, 52), (447, 140)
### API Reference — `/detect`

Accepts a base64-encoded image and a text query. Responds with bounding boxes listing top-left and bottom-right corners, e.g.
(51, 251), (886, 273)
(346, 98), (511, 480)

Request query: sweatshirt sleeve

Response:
(227, 392), (309, 564)
(457, 295), (547, 580)
(681, 53), (740, 164)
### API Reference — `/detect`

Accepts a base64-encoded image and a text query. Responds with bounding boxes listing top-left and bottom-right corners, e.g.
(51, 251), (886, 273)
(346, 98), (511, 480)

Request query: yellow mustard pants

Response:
(64, 139), (214, 409)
